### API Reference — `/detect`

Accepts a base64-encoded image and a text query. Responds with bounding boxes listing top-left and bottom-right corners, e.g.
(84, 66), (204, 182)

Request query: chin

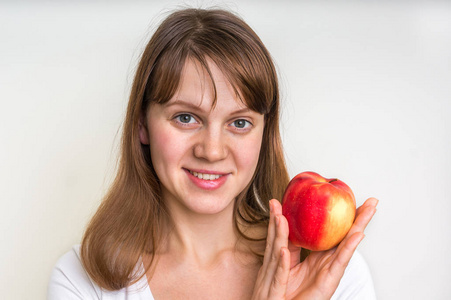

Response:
(184, 196), (235, 216)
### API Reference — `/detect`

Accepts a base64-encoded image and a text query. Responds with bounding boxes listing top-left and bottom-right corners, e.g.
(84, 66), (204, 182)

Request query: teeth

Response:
(190, 171), (221, 180)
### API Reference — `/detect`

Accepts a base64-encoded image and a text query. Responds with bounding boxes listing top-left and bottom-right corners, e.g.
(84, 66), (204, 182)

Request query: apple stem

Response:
(329, 179), (338, 183)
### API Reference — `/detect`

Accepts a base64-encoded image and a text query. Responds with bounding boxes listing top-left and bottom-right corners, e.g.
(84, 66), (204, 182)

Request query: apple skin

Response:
(282, 171), (356, 251)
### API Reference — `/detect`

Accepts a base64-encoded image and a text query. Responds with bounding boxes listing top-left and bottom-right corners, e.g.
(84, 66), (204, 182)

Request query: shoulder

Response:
(47, 245), (102, 299)
(332, 251), (377, 300)
(47, 245), (153, 300)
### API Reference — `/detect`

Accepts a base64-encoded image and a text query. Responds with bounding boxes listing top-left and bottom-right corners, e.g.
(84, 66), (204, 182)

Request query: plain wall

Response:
(1, 1), (450, 299)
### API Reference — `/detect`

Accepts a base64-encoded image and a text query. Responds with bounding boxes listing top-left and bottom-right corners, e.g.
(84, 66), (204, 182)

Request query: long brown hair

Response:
(81, 8), (290, 290)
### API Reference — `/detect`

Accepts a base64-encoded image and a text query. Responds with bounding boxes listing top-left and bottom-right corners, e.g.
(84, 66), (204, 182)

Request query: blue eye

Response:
(232, 119), (251, 129)
(176, 114), (196, 124)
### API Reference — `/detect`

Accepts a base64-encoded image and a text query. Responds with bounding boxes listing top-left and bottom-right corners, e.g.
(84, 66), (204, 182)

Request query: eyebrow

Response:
(165, 99), (252, 115)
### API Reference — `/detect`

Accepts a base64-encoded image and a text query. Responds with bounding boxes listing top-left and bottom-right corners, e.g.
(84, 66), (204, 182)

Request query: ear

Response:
(138, 112), (150, 145)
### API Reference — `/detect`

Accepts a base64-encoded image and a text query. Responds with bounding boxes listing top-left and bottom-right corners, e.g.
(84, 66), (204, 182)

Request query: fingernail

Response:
(275, 216), (280, 226)
(269, 201), (274, 213)
(369, 198), (379, 206)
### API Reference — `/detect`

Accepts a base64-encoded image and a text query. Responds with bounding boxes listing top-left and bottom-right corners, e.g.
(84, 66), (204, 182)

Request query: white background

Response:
(1, 1), (450, 299)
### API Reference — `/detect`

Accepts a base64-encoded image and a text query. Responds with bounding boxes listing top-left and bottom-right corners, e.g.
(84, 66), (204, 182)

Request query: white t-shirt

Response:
(48, 245), (376, 299)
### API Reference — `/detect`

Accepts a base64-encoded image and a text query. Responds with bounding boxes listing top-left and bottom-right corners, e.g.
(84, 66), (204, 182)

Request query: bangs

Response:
(142, 9), (277, 116)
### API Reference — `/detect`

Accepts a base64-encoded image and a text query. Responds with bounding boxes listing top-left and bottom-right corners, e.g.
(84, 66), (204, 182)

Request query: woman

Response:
(48, 8), (378, 299)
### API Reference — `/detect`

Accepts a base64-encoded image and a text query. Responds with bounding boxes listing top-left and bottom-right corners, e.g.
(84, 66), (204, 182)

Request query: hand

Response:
(252, 197), (378, 300)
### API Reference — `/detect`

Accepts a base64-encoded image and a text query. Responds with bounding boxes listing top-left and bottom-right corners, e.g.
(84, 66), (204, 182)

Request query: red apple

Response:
(282, 171), (356, 251)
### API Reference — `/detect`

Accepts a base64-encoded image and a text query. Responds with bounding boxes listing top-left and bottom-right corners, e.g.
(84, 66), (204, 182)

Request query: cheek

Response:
(148, 127), (189, 172)
(234, 133), (263, 172)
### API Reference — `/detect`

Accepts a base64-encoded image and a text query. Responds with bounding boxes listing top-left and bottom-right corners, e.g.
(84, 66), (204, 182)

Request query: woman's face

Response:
(139, 59), (264, 217)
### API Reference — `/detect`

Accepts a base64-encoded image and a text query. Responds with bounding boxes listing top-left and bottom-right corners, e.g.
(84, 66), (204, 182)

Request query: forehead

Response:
(168, 58), (248, 111)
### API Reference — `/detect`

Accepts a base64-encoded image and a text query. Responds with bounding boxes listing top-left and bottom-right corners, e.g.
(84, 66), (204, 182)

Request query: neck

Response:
(163, 197), (240, 266)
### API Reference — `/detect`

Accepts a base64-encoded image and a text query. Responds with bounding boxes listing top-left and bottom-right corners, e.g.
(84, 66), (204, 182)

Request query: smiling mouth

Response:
(188, 170), (223, 180)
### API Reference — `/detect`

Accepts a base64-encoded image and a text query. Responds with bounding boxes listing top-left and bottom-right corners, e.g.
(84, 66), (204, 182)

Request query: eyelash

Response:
(230, 119), (252, 131)
(174, 113), (198, 125)
(173, 113), (253, 132)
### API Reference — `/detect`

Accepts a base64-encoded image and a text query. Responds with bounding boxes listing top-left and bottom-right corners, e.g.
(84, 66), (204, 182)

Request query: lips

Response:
(184, 168), (228, 190)
(189, 170), (222, 180)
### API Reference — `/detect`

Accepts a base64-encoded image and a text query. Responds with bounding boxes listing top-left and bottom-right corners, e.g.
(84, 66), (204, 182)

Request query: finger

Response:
(261, 199), (278, 275)
(254, 200), (291, 298)
(356, 197), (378, 217)
(272, 214), (289, 261)
(276, 199), (302, 268)
(334, 205), (374, 257)
(347, 200), (377, 238)
(271, 198), (283, 216)
(258, 203), (289, 295)
(333, 198), (376, 262)
(329, 232), (364, 278)
(264, 211), (289, 290)
(269, 247), (290, 299)
(270, 201), (289, 270)
(257, 199), (283, 290)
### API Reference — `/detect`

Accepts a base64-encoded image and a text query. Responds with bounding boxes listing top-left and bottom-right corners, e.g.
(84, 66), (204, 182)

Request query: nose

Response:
(193, 126), (228, 162)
